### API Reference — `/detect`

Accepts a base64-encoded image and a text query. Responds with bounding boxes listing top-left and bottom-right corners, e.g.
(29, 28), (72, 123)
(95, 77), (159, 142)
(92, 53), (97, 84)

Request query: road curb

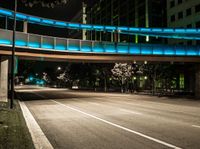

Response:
(19, 101), (54, 149)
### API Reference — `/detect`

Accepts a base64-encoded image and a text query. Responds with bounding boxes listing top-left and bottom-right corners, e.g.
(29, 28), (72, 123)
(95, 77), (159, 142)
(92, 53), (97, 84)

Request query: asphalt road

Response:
(16, 86), (200, 149)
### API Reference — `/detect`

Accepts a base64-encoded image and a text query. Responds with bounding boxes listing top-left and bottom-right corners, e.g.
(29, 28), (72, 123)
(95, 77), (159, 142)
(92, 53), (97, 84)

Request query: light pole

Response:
(10, 0), (17, 109)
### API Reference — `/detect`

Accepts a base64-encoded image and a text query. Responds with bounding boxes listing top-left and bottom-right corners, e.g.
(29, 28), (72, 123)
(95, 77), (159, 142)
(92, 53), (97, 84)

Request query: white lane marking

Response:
(192, 125), (200, 129)
(120, 108), (143, 115)
(90, 102), (100, 106)
(19, 101), (53, 149)
(52, 100), (182, 149)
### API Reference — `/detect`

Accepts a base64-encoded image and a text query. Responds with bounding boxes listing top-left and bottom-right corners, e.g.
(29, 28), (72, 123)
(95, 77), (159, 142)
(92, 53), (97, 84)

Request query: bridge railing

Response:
(0, 29), (200, 56)
(0, 7), (200, 40)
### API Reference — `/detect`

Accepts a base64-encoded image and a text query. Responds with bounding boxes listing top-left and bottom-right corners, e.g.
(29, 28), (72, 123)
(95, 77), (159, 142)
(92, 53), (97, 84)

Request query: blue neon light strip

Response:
(16, 14), (27, 20)
(28, 16), (41, 22)
(105, 26), (116, 30)
(93, 25), (104, 30)
(55, 21), (67, 27)
(0, 9), (12, 16)
(68, 23), (80, 28)
(80, 24), (92, 29)
(118, 27), (129, 31)
(0, 39), (11, 45)
(0, 7), (200, 40)
(0, 37), (199, 56)
(42, 19), (54, 25)
(28, 42), (40, 48)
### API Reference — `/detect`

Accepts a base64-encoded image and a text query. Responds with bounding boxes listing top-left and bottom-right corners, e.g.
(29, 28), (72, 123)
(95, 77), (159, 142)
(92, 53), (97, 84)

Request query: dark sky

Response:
(0, 0), (95, 21)
(0, 0), (96, 38)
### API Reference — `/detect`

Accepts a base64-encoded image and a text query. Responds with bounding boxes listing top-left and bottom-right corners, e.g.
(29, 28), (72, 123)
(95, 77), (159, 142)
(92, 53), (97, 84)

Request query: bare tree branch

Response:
(21, 0), (69, 8)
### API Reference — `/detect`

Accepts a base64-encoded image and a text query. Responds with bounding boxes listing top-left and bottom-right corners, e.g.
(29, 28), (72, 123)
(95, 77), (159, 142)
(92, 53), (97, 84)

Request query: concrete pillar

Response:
(0, 57), (9, 102)
(195, 65), (200, 99)
(23, 21), (28, 33)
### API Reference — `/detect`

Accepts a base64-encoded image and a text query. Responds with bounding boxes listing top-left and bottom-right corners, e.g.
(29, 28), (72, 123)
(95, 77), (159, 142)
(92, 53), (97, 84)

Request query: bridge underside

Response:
(1, 47), (200, 101)
(1, 47), (200, 63)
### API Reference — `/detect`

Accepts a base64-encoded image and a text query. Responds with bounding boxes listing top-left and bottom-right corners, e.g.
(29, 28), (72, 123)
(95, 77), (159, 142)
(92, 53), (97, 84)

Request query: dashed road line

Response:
(192, 125), (200, 129)
(120, 108), (143, 115)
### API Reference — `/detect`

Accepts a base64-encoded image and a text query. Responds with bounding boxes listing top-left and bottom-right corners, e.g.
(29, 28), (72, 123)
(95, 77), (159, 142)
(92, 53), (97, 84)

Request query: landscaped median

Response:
(0, 101), (35, 149)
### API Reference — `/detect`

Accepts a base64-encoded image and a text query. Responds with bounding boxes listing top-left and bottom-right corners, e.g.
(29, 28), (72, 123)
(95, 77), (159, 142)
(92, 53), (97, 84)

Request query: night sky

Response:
(0, 0), (95, 21)
(0, 0), (96, 38)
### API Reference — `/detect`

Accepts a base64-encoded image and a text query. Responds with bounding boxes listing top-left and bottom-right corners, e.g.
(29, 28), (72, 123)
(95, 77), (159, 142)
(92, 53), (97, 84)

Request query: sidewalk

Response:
(0, 101), (35, 149)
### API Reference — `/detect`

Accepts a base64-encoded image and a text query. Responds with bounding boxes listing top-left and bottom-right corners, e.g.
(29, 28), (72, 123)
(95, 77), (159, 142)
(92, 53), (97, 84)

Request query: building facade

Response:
(68, 2), (87, 40)
(86, 0), (166, 43)
(167, 0), (200, 45)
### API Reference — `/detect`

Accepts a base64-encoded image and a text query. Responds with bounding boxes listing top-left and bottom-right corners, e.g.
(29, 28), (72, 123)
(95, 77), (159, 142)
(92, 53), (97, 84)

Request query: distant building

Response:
(86, 0), (166, 43)
(167, 0), (200, 45)
(68, 2), (87, 40)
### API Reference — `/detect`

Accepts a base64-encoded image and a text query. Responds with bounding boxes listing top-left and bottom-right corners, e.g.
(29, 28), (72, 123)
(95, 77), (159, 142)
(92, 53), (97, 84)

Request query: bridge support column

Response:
(0, 56), (9, 102)
(23, 21), (28, 33)
(195, 64), (200, 99)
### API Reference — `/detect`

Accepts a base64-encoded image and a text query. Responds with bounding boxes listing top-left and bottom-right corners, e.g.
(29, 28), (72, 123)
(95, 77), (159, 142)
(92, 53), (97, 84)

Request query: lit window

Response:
(180, 74), (184, 89)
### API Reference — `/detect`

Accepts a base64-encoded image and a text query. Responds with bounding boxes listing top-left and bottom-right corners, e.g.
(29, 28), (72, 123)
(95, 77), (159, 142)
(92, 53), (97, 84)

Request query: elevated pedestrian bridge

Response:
(0, 7), (200, 40)
(0, 29), (200, 62)
(0, 7), (200, 62)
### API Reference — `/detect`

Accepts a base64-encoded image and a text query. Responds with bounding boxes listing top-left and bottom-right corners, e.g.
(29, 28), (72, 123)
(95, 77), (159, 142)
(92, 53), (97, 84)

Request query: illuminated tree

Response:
(111, 63), (134, 92)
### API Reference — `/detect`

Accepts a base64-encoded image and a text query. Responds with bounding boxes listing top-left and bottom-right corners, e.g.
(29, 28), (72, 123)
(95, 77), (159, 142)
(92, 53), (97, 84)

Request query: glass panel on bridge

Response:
(68, 39), (80, 51)
(153, 45), (164, 55)
(164, 46), (175, 55)
(129, 44), (141, 54)
(175, 46), (186, 56)
(92, 42), (104, 53)
(55, 38), (67, 51)
(117, 43), (129, 54)
(186, 46), (198, 56)
(0, 39), (11, 45)
(81, 41), (92, 52)
(28, 42), (40, 48)
(103, 42), (116, 53)
(15, 40), (27, 46)
(141, 44), (153, 55)
(42, 37), (54, 49)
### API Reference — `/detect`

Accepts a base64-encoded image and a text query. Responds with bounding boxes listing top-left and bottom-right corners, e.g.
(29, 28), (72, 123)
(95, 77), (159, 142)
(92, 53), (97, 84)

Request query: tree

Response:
(111, 63), (134, 93)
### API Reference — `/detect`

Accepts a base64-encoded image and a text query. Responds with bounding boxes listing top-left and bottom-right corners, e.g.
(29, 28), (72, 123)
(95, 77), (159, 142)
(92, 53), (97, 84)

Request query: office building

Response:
(86, 0), (166, 43)
(167, 0), (200, 45)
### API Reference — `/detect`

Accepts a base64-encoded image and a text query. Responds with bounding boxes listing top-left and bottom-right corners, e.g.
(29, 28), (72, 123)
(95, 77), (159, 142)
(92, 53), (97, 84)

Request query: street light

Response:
(57, 66), (62, 71)
(10, 0), (17, 109)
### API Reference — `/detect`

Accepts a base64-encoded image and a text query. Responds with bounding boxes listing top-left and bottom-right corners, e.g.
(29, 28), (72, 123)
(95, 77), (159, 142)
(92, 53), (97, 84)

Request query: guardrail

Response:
(0, 7), (200, 40)
(0, 29), (200, 56)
